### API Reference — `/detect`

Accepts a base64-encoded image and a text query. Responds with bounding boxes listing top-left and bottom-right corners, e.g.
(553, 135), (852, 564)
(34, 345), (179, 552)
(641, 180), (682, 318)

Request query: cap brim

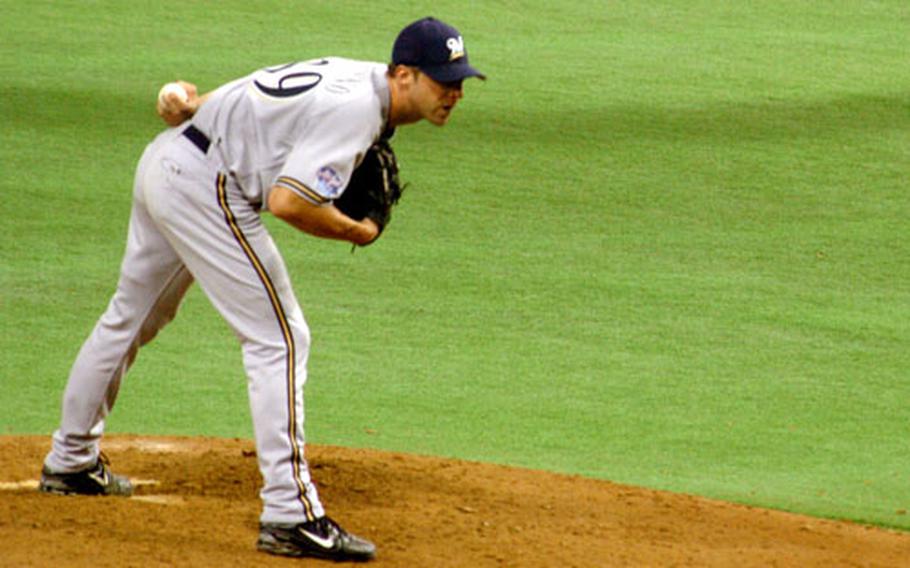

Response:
(421, 61), (486, 83)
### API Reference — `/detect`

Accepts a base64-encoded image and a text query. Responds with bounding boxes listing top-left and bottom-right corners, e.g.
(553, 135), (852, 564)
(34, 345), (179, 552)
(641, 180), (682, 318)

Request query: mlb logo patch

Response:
(316, 166), (344, 197)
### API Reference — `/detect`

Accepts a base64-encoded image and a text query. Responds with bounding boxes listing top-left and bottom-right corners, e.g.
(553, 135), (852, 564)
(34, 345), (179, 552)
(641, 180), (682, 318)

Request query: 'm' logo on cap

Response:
(446, 36), (465, 61)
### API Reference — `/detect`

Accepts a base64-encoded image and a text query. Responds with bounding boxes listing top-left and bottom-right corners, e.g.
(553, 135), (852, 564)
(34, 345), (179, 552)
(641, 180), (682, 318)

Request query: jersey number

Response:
(253, 60), (327, 98)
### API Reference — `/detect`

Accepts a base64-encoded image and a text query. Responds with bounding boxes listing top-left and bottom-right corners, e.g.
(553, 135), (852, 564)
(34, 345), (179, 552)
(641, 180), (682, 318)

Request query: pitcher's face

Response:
(411, 70), (465, 126)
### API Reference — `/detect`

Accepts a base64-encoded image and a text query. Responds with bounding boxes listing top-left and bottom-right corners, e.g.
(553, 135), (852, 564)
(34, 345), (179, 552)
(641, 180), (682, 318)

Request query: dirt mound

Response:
(1, 435), (907, 567)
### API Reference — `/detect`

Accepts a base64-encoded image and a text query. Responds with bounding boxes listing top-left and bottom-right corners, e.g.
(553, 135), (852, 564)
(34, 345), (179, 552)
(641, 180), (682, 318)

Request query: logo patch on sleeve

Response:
(315, 166), (344, 197)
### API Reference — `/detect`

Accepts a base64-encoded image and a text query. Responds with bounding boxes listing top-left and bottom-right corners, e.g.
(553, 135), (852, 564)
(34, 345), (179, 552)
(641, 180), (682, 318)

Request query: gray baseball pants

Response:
(44, 127), (325, 523)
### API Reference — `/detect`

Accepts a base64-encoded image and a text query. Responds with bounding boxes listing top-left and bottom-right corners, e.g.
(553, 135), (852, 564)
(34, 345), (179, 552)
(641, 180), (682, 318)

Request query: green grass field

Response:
(2, 1), (908, 531)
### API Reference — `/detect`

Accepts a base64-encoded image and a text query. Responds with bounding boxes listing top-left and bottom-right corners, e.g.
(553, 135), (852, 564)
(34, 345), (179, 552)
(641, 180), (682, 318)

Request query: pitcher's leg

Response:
(153, 170), (324, 523)
(45, 142), (192, 472)
(243, 312), (324, 523)
(46, 264), (192, 471)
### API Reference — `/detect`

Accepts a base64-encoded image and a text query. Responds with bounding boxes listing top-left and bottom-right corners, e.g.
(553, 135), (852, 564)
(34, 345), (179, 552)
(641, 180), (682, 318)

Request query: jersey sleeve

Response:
(274, 98), (382, 205)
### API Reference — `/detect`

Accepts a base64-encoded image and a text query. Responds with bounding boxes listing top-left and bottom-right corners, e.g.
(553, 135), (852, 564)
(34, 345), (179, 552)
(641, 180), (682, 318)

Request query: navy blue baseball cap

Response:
(392, 17), (486, 83)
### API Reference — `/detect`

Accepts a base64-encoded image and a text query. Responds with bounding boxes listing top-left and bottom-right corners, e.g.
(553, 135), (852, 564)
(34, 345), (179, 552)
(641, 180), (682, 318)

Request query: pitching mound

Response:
(1, 435), (907, 567)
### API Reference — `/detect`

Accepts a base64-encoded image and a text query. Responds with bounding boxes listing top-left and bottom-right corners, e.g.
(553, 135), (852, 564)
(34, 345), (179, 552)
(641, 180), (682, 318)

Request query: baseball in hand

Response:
(158, 82), (189, 106)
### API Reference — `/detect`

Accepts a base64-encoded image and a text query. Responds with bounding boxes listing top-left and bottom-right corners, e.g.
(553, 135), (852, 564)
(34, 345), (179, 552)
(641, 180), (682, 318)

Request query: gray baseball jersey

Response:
(44, 57), (391, 525)
(192, 57), (390, 207)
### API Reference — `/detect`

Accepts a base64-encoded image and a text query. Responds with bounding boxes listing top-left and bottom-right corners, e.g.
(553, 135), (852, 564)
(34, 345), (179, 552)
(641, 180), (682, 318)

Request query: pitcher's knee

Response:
(288, 320), (310, 351)
(245, 319), (310, 374)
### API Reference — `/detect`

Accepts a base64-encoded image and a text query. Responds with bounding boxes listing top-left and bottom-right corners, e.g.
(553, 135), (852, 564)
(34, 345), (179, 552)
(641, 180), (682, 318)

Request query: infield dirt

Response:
(1, 435), (907, 567)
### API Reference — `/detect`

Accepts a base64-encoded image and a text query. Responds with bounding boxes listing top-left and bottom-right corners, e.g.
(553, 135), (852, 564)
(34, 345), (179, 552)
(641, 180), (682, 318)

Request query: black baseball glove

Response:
(333, 139), (404, 244)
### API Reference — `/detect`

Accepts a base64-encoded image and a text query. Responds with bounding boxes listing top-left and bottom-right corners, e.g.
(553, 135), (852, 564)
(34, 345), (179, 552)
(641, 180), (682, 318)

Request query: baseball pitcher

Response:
(39, 17), (484, 562)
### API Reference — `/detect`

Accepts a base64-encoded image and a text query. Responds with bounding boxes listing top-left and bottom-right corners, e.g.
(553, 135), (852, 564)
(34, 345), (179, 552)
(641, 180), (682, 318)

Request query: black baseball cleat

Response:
(257, 516), (376, 562)
(38, 453), (133, 496)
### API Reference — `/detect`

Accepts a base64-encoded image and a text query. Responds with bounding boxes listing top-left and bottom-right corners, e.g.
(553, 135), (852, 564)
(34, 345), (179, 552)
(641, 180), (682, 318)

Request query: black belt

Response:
(182, 124), (210, 154)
